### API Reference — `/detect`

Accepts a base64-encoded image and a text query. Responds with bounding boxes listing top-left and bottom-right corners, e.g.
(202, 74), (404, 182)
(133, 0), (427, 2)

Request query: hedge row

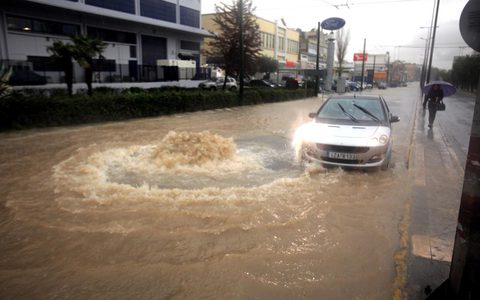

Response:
(0, 88), (315, 130)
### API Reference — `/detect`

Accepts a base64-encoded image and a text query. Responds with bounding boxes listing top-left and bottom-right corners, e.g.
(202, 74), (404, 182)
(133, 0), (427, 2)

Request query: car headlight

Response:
(379, 134), (389, 145)
(370, 134), (389, 146)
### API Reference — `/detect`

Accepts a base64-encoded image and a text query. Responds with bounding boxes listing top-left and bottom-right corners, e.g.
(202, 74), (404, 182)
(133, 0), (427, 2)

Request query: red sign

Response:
(285, 60), (296, 67)
(353, 53), (368, 62)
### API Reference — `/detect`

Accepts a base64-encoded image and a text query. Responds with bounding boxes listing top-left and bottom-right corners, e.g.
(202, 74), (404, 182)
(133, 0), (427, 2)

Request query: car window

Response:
(318, 98), (386, 122)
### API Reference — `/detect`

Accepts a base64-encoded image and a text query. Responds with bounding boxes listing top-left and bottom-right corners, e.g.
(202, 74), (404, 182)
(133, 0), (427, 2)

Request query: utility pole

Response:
(239, 0), (244, 105)
(360, 38), (366, 90)
(315, 22), (321, 96)
(372, 55), (376, 86)
(386, 51), (390, 87)
(426, 0), (440, 83)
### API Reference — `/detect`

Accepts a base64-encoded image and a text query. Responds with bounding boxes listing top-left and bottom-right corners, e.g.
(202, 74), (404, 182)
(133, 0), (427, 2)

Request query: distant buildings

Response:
(201, 14), (300, 70)
(0, 0), (211, 84)
(297, 29), (328, 70)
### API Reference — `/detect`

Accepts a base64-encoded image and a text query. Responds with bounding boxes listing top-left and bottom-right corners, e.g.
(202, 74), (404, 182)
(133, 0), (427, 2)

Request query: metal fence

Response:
(1, 60), (212, 86)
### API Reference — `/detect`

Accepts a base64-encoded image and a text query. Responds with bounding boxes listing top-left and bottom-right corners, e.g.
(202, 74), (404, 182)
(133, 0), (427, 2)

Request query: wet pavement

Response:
(406, 89), (474, 299)
(0, 85), (473, 299)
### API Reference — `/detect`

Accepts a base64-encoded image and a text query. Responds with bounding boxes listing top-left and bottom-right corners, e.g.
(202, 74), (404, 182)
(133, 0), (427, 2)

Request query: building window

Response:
(130, 45), (137, 58)
(85, 0), (135, 14)
(93, 59), (116, 72)
(27, 56), (63, 72)
(278, 37), (285, 51)
(141, 35), (167, 65)
(87, 26), (137, 44)
(287, 39), (299, 54)
(7, 15), (80, 37)
(180, 6), (200, 28)
(261, 32), (276, 49)
(140, 0), (176, 23)
(180, 41), (200, 51)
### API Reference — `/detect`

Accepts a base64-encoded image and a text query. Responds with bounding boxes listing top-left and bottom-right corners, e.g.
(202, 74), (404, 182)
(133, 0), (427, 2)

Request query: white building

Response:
(0, 0), (211, 84)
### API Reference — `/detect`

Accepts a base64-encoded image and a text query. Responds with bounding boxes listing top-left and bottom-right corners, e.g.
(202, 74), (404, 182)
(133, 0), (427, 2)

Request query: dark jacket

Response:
(423, 87), (444, 108)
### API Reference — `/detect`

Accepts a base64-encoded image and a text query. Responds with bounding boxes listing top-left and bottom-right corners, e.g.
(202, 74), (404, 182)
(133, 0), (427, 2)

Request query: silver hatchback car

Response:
(293, 95), (400, 170)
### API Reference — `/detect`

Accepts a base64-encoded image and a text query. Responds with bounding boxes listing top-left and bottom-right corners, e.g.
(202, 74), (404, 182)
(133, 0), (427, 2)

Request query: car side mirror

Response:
(308, 112), (317, 118)
(390, 116), (400, 123)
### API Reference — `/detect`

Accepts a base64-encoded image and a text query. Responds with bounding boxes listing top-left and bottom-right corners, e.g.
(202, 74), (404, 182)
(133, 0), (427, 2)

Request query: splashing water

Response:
(152, 131), (236, 168)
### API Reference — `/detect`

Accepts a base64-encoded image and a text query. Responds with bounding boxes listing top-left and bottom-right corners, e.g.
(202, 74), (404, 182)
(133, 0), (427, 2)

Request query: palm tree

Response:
(47, 41), (75, 96)
(72, 36), (107, 96)
(0, 64), (13, 100)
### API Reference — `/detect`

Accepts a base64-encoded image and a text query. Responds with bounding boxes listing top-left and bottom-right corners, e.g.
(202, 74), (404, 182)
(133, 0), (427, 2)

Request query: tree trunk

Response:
(85, 67), (93, 96)
(65, 62), (73, 97)
(223, 69), (228, 91)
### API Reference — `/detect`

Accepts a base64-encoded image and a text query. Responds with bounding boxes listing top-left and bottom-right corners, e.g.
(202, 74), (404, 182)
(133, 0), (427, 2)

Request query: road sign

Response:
(353, 53), (368, 62)
(321, 18), (346, 31)
(460, 0), (480, 52)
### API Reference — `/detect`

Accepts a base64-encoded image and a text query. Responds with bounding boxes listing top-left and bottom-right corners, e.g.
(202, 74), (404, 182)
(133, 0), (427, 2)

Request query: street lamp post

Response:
(239, 0), (244, 105)
(360, 38), (366, 90)
(420, 36), (430, 91)
(426, 0), (441, 83)
(315, 22), (321, 96)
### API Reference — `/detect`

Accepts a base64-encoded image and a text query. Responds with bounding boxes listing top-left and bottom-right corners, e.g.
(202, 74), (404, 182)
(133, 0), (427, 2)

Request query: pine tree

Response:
(207, 0), (261, 90)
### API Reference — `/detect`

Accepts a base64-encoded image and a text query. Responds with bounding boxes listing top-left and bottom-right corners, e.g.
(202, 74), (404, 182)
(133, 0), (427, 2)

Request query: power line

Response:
(255, 0), (423, 11)
(379, 45), (469, 49)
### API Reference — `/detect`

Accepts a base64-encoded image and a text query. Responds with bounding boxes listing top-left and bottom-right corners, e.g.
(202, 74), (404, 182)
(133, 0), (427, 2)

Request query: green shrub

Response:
(122, 87), (145, 94)
(0, 87), (314, 131)
(93, 86), (117, 94)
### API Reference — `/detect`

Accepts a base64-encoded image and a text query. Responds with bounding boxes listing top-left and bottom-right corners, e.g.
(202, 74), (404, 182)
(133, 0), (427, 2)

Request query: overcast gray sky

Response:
(202, 0), (473, 70)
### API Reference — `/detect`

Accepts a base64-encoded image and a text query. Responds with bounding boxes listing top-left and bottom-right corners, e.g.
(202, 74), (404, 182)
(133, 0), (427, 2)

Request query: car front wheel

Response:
(381, 145), (392, 170)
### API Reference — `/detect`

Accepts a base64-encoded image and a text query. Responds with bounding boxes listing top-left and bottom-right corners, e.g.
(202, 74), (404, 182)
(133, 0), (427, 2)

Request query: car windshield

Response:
(317, 98), (386, 123)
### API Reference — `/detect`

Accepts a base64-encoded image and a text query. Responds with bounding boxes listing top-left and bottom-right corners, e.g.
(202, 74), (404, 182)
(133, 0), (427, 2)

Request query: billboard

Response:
(353, 53), (368, 62)
(373, 71), (387, 81)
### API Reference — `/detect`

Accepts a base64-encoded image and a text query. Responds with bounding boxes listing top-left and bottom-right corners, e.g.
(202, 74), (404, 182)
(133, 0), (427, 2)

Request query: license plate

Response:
(328, 152), (357, 160)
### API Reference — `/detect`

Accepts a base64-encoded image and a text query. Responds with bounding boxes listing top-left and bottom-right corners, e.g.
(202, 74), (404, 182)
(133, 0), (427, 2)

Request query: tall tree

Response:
(47, 41), (75, 96)
(72, 36), (107, 96)
(452, 54), (480, 92)
(256, 55), (278, 80)
(207, 0), (261, 90)
(335, 28), (350, 77)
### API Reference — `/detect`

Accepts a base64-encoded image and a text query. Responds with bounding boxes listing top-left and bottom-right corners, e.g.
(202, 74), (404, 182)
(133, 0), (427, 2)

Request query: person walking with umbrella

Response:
(423, 84), (444, 128)
(422, 80), (457, 128)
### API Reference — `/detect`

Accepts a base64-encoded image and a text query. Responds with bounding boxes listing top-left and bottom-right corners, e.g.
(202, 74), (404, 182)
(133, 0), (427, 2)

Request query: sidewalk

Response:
(406, 104), (465, 299)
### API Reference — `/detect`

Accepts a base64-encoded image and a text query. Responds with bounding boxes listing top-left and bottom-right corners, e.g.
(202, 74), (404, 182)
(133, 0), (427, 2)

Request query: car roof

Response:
(328, 95), (382, 101)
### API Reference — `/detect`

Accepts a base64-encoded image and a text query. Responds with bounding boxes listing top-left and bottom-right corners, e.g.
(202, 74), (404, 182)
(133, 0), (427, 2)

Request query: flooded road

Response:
(0, 87), (418, 299)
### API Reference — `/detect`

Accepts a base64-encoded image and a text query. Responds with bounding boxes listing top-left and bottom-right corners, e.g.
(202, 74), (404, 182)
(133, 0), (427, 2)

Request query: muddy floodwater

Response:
(0, 95), (414, 299)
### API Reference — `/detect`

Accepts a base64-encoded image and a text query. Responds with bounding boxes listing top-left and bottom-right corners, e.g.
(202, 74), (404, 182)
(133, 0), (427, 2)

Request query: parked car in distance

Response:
(377, 81), (387, 89)
(199, 77), (237, 91)
(346, 80), (360, 91)
(249, 79), (276, 88)
(293, 95), (400, 170)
